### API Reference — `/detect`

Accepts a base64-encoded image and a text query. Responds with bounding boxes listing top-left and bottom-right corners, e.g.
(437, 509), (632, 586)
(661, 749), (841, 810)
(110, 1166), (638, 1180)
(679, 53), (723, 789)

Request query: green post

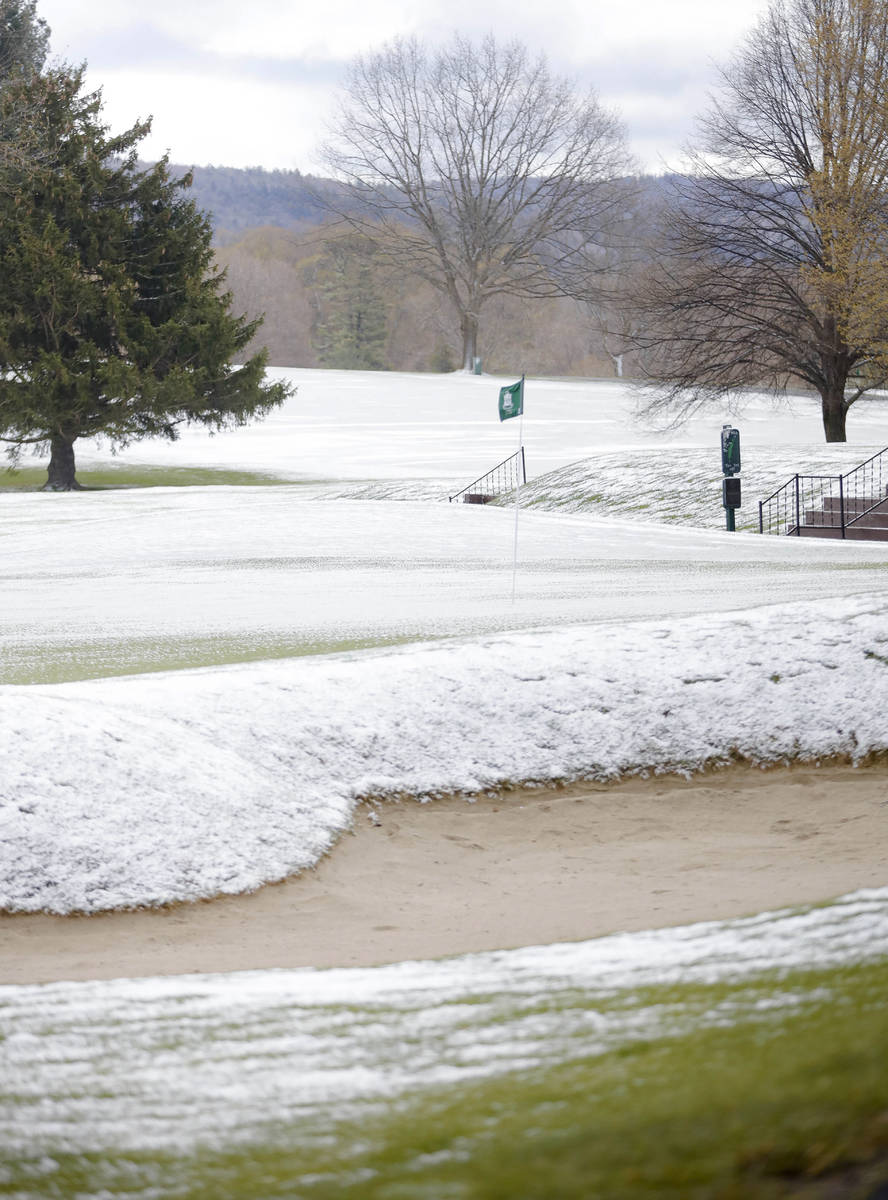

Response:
(721, 426), (741, 532)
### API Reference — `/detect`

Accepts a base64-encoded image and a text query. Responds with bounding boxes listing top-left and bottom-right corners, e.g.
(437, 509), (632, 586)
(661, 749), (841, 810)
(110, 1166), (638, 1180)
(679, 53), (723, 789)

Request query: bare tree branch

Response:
(632, 0), (888, 442)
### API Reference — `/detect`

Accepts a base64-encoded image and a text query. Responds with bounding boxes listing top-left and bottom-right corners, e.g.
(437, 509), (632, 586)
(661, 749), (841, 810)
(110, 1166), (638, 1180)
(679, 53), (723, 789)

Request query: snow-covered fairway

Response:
(3, 369), (888, 909)
(2, 369), (888, 1197)
(3, 368), (888, 910)
(2, 890), (886, 1176)
(5, 368), (888, 686)
(62, 366), (888, 482)
(5, 487), (888, 685)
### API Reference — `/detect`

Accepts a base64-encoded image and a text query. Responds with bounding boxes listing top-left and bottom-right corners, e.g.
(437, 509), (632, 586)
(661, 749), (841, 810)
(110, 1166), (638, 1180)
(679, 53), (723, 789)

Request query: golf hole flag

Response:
(498, 377), (524, 421)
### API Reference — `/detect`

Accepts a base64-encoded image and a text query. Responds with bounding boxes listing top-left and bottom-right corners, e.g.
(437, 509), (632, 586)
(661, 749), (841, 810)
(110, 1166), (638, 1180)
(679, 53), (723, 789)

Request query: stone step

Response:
(792, 524), (888, 540)
(804, 509), (888, 530)
(802, 511), (842, 528)
(820, 495), (888, 513)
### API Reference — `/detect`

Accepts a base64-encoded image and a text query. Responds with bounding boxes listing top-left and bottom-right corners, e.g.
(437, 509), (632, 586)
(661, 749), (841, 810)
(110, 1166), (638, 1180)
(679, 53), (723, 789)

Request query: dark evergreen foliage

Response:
(306, 236), (388, 370)
(0, 67), (289, 489)
(0, 0), (50, 174)
(0, 0), (48, 81)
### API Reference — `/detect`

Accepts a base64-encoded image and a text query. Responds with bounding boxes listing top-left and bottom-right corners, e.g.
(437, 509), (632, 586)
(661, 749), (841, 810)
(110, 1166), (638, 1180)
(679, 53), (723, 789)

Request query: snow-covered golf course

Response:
(2, 368), (887, 1197)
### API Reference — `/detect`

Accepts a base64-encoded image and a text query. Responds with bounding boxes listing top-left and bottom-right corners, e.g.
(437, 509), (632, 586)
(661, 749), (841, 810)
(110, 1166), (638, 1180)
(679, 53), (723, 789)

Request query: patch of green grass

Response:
(0, 464), (294, 490)
(7, 960), (888, 1199)
(185, 962), (888, 1200)
(1, 631), (431, 684)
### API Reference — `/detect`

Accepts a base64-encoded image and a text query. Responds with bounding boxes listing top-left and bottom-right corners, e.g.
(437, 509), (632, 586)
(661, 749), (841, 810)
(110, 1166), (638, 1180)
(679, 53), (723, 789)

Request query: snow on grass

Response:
(17, 368), (888, 487)
(3, 369), (888, 1191)
(3, 593), (888, 913)
(4, 486), (888, 686)
(1, 888), (885, 1164)
(514, 443), (888, 530)
(3, 369), (888, 911)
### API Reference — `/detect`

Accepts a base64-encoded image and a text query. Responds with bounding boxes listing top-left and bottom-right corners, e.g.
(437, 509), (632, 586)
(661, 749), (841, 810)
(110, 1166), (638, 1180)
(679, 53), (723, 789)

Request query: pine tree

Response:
(0, 0), (49, 175)
(0, 67), (289, 488)
(0, 0), (48, 82)
(309, 235), (388, 370)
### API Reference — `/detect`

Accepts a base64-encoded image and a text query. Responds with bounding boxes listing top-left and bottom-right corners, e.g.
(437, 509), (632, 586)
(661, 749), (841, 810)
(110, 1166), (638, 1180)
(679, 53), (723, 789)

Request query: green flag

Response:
(498, 377), (524, 421)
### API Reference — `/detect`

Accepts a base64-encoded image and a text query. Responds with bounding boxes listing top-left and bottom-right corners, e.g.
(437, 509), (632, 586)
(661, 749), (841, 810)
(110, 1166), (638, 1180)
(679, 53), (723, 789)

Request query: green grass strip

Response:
(6, 959), (887, 1199)
(0, 464), (293, 490)
(0, 631), (428, 684)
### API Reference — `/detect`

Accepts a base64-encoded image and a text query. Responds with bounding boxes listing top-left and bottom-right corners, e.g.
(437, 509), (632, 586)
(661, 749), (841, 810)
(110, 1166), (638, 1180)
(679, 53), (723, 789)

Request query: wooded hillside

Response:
(179, 166), (335, 243)
(181, 164), (665, 375)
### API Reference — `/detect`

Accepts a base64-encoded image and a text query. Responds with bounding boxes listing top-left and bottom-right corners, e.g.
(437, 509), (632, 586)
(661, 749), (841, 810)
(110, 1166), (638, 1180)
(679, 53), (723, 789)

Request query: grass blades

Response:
(4, 960), (887, 1200)
(0, 631), (430, 685)
(0, 464), (293, 490)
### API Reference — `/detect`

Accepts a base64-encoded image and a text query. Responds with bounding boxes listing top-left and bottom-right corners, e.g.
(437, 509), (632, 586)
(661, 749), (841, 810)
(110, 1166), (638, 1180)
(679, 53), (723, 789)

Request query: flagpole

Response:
(511, 375), (524, 605)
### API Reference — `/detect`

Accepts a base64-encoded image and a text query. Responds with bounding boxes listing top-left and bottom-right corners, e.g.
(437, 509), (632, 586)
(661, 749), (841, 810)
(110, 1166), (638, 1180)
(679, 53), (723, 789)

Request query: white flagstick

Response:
(511, 376), (524, 604)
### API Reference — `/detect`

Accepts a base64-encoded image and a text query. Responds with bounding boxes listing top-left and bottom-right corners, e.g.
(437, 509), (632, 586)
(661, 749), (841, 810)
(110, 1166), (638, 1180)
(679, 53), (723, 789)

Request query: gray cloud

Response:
(56, 21), (346, 88)
(42, 7), (746, 174)
(576, 48), (724, 100)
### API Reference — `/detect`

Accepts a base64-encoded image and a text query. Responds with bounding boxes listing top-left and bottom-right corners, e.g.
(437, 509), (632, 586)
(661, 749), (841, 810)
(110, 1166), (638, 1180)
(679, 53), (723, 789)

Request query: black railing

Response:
(449, 447), (526, 504)
(759, 446), (888, 536)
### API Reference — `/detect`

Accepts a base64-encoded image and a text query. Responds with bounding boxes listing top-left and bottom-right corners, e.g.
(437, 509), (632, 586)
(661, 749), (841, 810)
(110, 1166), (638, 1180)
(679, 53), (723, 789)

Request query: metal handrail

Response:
(759, 473), (839, 513)
(839, 448), (888, 530)
(759, 445), (888, 536)
(449, 447), (526, 503)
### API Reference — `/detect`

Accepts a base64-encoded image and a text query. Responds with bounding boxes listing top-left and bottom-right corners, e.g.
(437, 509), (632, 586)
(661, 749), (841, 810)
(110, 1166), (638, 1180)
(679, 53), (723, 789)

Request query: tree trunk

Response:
(42, 433), (82, 491)
(821, 389), (848, 443)
(460, 312), (479, 372)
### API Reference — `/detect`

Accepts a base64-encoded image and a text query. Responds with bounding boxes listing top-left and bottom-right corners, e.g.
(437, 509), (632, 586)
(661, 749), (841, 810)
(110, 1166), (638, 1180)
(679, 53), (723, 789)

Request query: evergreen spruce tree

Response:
(310, 236), (388, 370)
(0, 0), (49, 174)
(0, 67), (289, 488)
(0, 0), (48, 80)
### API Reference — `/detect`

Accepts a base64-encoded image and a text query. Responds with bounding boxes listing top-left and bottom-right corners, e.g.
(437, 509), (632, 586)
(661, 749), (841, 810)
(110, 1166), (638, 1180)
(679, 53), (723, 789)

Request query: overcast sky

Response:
(37, 0), (770, 174)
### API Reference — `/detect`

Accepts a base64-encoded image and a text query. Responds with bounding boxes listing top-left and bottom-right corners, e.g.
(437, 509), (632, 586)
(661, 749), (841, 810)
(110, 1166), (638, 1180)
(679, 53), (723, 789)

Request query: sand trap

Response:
(2, 762), (886, 985)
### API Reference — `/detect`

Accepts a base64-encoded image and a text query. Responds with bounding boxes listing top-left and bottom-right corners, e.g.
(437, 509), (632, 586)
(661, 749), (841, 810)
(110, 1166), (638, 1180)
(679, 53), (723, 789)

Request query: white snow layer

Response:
(63, 367), (888, 482)
(3, 593), (888, 914)
(1, 888), (886, 1160)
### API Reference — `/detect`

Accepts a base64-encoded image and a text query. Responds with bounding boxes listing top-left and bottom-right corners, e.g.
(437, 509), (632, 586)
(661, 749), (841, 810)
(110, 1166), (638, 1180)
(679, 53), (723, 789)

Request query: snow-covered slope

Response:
(4, 595), (888, 913)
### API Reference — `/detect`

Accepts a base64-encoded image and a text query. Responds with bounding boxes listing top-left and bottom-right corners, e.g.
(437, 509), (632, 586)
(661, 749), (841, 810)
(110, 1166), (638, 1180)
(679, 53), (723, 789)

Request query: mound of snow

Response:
(2, 594), (888, 914)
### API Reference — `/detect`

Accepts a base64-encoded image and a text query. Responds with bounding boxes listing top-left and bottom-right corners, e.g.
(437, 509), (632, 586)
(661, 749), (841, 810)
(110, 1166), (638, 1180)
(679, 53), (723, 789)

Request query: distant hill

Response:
(169, 164), (341, 243)
(172, 164), (684, 245)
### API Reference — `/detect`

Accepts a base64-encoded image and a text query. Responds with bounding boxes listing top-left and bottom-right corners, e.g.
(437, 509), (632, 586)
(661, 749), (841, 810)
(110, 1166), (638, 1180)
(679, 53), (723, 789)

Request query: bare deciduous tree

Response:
(322, 33), (631, 371)
(634, 0), (888, 442)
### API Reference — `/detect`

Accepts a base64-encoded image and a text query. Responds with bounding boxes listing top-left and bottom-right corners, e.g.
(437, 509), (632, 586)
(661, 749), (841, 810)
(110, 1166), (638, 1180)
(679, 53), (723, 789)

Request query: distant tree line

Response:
(215, 221), (636, 377)
(208, 170), (671, 379)
(3, 0), (885, 453)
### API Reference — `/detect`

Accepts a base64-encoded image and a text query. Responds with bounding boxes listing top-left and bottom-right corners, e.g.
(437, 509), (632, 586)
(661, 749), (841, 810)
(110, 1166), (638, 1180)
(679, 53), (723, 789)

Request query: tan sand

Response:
(2, 762), (887, 986)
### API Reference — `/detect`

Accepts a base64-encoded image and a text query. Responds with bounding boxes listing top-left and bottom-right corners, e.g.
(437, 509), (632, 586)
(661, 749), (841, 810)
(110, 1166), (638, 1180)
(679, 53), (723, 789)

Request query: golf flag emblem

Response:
(498, 377), (524, 421)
